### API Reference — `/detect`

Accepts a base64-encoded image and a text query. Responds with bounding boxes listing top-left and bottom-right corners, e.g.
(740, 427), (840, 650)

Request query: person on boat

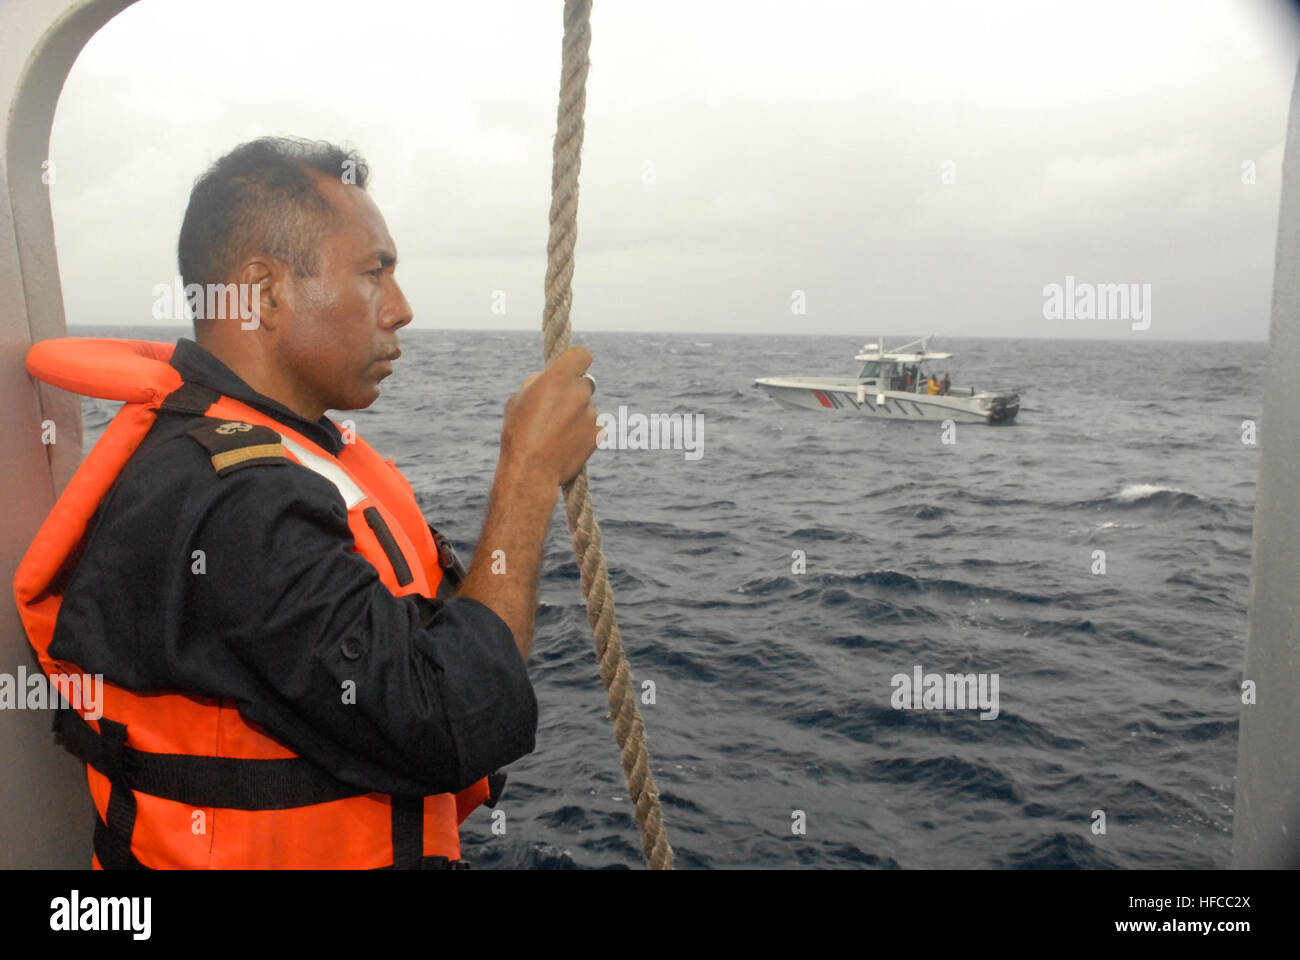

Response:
(939, 373), (951, 395)
(926, 374), (941, 395)
(14, 137), (600, 869)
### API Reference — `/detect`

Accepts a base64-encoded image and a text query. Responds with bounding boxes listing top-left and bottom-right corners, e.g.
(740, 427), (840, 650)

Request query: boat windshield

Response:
(858, 360), (881, 379)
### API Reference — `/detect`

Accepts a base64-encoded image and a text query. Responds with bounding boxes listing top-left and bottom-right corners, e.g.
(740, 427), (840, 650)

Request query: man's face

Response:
(276, 172), (412, 413)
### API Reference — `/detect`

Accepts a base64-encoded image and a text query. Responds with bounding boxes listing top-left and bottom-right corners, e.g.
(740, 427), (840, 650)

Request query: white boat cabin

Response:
(854, 342), (966, 396)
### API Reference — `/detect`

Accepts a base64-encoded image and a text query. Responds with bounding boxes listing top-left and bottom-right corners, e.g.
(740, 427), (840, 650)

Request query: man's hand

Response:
(455, 347), (601, 661)
(500, 346), (600, 488)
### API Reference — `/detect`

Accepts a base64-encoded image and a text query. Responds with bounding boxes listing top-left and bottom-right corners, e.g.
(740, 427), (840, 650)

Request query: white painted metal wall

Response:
(1232, 62), (1300, 870)
(1, 0), (135, 868)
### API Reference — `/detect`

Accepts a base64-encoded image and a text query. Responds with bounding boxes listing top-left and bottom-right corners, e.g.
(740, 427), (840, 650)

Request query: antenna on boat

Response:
(890, 332), (939, 355)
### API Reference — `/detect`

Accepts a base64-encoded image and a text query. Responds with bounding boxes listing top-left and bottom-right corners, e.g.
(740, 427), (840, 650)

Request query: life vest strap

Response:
(92, 807), (470, 870)
(54, 707), (370, 810)
(94, 812), (147, 870)
(364, 507), (414, 588)
(391, 794), (424, 869)
(63, 706), (468, 869)
(159, 379), (221, 415)
(95, 717), (146, 870)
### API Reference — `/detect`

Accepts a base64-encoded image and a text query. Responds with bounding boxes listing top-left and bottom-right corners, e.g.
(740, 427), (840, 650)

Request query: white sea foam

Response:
(1117, 483), (1184, 502)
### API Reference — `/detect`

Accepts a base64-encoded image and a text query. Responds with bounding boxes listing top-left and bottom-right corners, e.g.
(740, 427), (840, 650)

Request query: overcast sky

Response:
(48, 0), (1300, 340)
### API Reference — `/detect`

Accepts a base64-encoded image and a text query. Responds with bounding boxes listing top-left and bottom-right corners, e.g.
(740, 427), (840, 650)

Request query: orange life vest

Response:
(13, 338), (498, 869)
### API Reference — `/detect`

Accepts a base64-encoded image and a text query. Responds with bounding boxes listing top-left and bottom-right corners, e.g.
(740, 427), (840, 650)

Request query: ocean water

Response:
(72, 326), (1264, 869)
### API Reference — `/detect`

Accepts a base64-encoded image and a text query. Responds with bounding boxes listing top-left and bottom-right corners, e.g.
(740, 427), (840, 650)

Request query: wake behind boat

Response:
(754, 335), (1020, 424)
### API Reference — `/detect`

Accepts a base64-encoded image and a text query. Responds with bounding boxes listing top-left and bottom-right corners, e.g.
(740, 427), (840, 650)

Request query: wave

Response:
(1069, 482), (1222, 515)
(790, 526), (865, 542)
(866, 755), (1022, 803)
(881, 503), (952, 520)
(998, 832), (1118, 869)
(1117, 483), (1185, 503)
(819, 569), (1057, 606)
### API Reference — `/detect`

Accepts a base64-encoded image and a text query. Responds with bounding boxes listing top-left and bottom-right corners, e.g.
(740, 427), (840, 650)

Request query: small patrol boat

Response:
(754, 335), (1020, 424)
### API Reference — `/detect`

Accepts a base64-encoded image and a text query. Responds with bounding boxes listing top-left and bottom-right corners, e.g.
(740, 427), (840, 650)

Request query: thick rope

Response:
(542, 0), (674, 870)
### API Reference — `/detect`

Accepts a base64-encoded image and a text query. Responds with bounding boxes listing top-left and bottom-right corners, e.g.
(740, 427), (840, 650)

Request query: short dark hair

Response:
(177, 137), (370, 298)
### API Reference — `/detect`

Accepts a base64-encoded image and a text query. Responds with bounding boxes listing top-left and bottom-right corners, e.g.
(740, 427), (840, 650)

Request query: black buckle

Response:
(429, 525), (467, 588)
(420, 855), (471, 870)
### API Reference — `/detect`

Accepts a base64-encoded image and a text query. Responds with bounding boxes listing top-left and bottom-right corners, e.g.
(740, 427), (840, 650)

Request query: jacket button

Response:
(341, 637), (364, 660)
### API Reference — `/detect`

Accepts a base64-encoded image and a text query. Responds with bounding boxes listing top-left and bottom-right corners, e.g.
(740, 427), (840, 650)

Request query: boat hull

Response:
(754, 377), (1018, 424)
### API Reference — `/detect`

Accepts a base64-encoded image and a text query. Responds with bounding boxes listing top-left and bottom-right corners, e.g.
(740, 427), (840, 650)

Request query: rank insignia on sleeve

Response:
(184, 418), (288, 476)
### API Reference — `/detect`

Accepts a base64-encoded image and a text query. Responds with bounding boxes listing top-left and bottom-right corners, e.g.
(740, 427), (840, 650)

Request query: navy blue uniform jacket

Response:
(50, 337), (537, 797)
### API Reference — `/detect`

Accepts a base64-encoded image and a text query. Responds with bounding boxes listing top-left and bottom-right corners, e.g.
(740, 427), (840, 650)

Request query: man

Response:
(15, 137), (599, 868)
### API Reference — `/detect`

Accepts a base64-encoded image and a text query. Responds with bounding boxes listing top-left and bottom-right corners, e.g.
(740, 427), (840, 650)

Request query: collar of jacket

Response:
(170, 338), (345, 456)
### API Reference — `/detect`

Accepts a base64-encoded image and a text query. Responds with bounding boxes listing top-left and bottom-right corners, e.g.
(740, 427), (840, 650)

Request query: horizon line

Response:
(65, 323), (1271, 345)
